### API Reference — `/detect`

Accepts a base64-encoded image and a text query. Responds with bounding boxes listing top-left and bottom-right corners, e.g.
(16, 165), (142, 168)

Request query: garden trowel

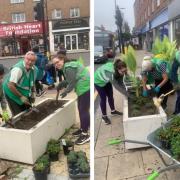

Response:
(55, 90), (60, 104)
(153, 89), (175, 108)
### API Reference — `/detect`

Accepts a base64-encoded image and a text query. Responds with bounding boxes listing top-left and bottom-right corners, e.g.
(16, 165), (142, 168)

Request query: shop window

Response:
(54, 34), (64, 51)
(11, 0), (24, 3)
(52, 9), (62, 19)
(12, 13), (25, 23)
(70, 8), (80, 18)
(78, 32), (89, 50)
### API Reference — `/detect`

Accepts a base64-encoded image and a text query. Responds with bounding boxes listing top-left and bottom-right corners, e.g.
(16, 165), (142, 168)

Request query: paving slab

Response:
(107, 152), (145, 180)
(165, 169), (180, 180)
(95, 156), (108, 180)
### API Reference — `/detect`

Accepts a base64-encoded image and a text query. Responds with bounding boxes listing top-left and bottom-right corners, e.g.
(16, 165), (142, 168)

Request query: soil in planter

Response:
(128, 93), (157, 117)
(7, 99), (68, 130)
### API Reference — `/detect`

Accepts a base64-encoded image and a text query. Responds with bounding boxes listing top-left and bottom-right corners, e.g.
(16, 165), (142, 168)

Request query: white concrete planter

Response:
(0, 98), (76, 164)
(123, 97), (167, 149)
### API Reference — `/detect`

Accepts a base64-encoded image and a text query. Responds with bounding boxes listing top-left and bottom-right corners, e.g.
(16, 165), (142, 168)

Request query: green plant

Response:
(47, 143), (60, 154)
(157, 128), (172, 142)
(171, 134), (180, 160)
(34, 154), (49, 172)
(67, 151), (78, 164)
(122, 45), (141, 97)
(79, 161), (90, 173)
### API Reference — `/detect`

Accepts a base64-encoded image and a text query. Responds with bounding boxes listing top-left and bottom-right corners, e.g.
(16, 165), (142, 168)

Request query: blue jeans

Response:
(174, 90), (180, 114)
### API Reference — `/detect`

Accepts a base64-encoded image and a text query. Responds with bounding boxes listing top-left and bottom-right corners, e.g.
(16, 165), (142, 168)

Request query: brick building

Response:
(133, 0), (180, 50)
(0, 0), (90, 56)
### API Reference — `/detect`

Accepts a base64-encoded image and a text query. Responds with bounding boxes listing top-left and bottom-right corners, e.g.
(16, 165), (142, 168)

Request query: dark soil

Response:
(128, 93), (157, 117)
(8, 99), (68, 130)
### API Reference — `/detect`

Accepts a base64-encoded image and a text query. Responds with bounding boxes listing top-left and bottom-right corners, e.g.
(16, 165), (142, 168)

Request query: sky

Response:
(94, 0), (135, 32)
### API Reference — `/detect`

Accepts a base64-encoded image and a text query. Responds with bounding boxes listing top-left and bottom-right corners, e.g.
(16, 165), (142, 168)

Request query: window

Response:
(70, 8), (80, 18)
(11, 0), (24, 3)
(152, 0), (155, 12)
(157, 0), (160, 6)
(52, 9), (62, 19)
(12, 13), (25, 23)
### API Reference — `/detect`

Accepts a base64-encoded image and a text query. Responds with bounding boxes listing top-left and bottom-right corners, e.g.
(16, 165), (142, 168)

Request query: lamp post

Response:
(114, 0), (125, 54)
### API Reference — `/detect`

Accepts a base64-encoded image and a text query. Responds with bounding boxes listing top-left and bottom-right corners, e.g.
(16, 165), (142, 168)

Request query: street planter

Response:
(0, 98), (76, 164)
(123, 95), (167, 149)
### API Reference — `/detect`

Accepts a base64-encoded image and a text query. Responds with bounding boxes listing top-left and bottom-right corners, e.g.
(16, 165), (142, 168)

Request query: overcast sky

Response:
(94, 0), (135, 32)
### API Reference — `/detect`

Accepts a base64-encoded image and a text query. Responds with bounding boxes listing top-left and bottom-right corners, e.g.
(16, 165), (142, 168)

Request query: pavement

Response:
(94, 50), (180, 180)
(0, 87), (90, 180)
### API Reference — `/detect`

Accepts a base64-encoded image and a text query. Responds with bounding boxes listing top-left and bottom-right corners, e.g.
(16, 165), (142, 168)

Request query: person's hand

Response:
(142, 90), (148, 97)
(174, 83), (180, 91)
(30, 92), (36, 103)
(56, 81), (68, 91)
(20, 96), (30, 105)
(2, 110), (10, 122)
(154, 86), (161, 93)
(60, 92), (67, 98)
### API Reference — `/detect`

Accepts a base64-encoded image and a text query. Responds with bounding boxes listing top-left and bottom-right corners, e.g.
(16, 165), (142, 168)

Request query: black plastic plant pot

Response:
(33, 168), (48, 180)
(63, 144), (74, 155)
(49, 152), (59, 161)
(160, 140), (171, 149)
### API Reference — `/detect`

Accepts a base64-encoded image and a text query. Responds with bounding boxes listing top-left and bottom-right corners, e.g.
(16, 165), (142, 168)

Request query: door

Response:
(65, 34), (78, 50)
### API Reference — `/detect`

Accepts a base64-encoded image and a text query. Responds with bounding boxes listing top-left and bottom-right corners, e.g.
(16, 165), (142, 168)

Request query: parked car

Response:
(94, 45), (108, 64)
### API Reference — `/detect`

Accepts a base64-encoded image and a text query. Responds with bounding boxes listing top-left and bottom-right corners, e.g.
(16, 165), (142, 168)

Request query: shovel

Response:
(55, 90), (60, 104)
(153, 89), (175, 108)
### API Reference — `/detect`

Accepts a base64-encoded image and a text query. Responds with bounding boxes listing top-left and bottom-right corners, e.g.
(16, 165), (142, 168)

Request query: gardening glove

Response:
(20, 96), (31, 105)
(2, 110), (10, 122)
(142, 90), (148, 97)
(154, 86), (161, 93)
(56, 81), (68, 91)
(60, 92), (67, 98)
(30, 92), (36, 104)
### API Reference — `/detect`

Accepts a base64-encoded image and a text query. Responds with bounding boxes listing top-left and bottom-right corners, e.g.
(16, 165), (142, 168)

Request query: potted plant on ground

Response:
(46, 139), (60, 161)
(33, 154), (50, 180)
(62, 139), (74, 155)
(171, 134), (180, 161)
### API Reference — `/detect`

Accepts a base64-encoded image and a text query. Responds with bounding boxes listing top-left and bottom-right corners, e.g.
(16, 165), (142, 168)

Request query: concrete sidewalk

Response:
(94, 50), (180, 180)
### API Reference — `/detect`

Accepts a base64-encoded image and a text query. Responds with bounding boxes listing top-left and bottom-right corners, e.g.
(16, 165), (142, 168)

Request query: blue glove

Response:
(60, 92), (67, 98)
(154, 86), (161, 93)
(142, 90), (148, 97)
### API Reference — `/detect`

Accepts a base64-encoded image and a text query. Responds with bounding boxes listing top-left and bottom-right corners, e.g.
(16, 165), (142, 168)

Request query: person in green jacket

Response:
(141, 55), (173, 109)
(3, 51), (37, 116)
(94, 59), (128, 125)
(0, 64), (10, 122)
(52, 54), (90, 145)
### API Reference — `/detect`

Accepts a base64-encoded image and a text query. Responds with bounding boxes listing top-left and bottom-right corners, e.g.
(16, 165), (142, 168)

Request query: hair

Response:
(0, 64), (4, 75)
(25, 51), (37, 60)
(114, 59), (127, 79)
(53, 53), (75, 63)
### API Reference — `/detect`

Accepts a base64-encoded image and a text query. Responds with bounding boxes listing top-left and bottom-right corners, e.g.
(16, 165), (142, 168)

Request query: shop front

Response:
(50, 17), (89, 52)
(0, 21), (43, 56)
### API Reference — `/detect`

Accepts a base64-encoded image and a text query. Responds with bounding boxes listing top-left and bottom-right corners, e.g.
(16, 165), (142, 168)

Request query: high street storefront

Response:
(49, 17), (89, 52)
(0, 22), (43, 56)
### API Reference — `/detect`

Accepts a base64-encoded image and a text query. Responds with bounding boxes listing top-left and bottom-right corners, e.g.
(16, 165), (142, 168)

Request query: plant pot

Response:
(63, 144), (74, 155)
(160, 140), (171, 149)
(49, 153), (59, 162)
(33, 167), (48, 180)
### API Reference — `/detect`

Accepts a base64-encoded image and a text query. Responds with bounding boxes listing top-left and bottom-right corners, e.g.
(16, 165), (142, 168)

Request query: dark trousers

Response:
(78, 90), (90, 133)
(5, 94), (29, 116)
(95, 83), (115, 116)
(35, 80), (43, 94)
(174, 90), (180, 114)
(155, 79), (173, 109)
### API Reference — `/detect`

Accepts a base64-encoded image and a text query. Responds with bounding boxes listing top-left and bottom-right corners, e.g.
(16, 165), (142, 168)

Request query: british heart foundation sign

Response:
(0, 22), (43, 37)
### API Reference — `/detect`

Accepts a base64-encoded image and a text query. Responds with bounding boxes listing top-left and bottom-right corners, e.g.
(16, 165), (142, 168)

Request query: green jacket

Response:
(94, 62), (114, 87)
(3, 61), (37, 105)
(63, 61), (90, 96)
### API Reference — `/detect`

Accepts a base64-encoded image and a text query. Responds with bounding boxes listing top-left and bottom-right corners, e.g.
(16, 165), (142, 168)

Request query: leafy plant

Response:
(34, 154), (49, 172)
(79, 161), (90, 173)
(171, 134), (180, 160)
(122, 45), (141, 97)
(67, 151), (78, 164)
(47, 139), (60, 155)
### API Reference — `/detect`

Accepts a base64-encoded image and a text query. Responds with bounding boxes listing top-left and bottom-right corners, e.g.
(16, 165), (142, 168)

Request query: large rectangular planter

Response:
(123, 97), (167, 149)
(0, 98), (76, 164)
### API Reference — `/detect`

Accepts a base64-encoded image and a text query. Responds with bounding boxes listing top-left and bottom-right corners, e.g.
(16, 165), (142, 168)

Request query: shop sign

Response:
(0, 22), (42, 37)
(52, 17), (89, 30)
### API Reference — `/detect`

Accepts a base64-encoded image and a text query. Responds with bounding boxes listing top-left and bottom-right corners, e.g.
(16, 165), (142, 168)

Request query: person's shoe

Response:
(75, 133), (90, 145)
(111, 110), (123, 116)
(102, 116), (111, 125)
(72, 129), (82, 136)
